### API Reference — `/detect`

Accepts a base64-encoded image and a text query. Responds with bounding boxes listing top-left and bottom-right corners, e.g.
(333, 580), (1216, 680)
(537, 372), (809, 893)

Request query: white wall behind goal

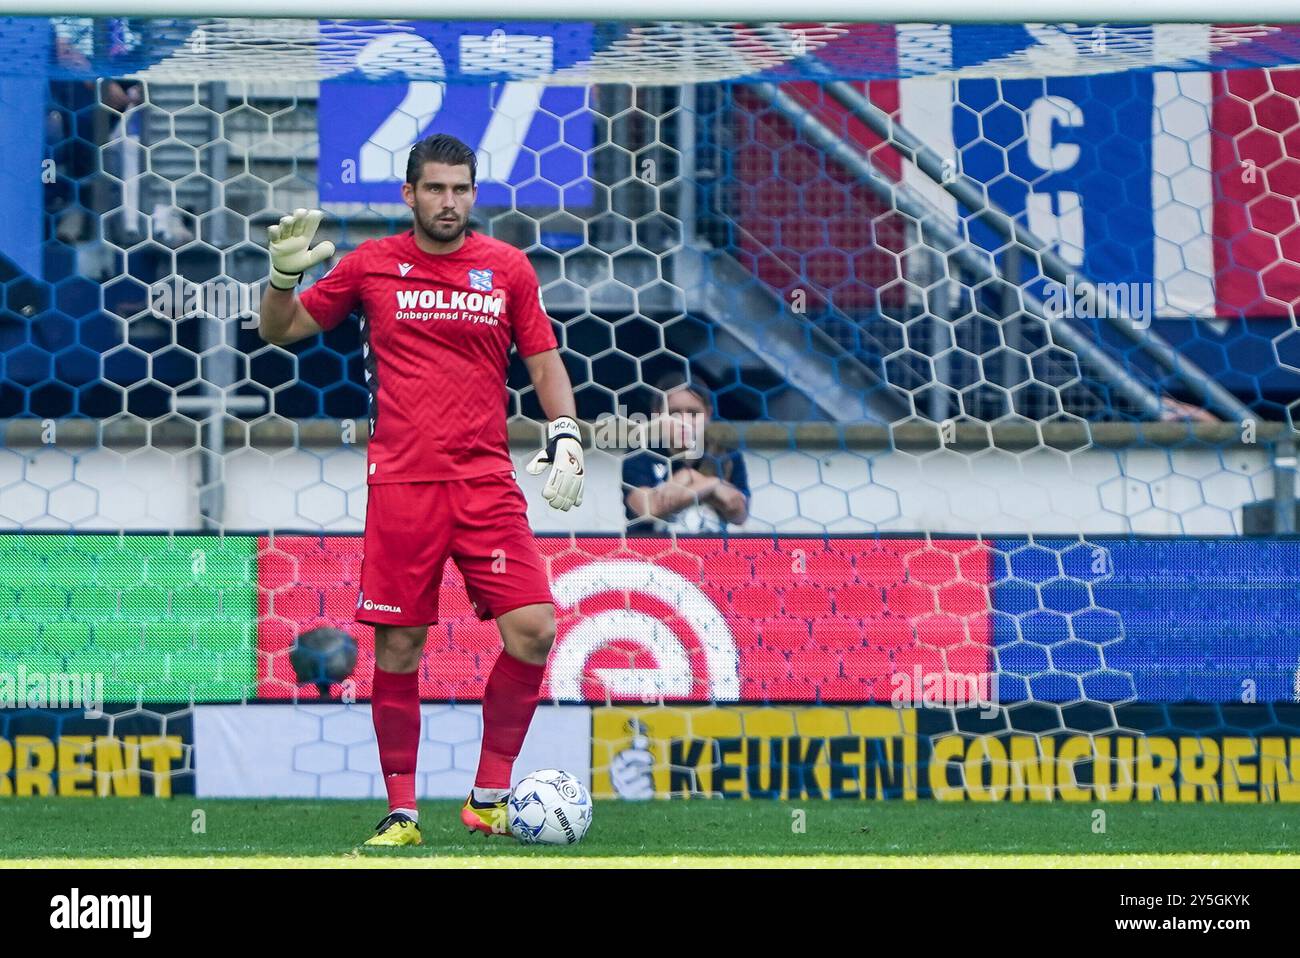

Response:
(0, 442), (1271, 536)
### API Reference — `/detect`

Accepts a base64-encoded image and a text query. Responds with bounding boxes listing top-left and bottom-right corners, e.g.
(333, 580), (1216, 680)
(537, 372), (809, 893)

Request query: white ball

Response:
(508, 769), (593, 845)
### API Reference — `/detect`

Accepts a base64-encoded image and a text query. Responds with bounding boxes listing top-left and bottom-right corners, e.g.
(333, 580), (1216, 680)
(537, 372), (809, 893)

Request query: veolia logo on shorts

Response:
(549, 561), (739, 701)
(361, 597), (403, 614)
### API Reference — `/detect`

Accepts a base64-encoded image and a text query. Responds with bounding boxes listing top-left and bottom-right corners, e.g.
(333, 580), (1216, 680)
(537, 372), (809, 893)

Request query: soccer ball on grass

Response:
(507, 769), (593, 845)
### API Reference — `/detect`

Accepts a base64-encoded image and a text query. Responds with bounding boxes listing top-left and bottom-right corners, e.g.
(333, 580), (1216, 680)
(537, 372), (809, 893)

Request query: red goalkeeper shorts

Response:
(355, 471), (554, 627)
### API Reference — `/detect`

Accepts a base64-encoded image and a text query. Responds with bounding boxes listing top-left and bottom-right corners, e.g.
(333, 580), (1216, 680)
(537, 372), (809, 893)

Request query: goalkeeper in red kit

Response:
(258, 134), (583, 846)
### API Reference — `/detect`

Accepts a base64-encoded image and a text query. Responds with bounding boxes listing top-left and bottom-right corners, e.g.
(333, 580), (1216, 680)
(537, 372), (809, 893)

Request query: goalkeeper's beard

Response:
(416, 210), (469, 245)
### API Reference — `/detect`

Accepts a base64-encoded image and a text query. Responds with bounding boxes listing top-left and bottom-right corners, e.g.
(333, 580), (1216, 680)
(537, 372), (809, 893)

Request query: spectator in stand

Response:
(47, 18), (143, 246)
(622, 375), (750, 533)
(1159, 395), (1219, 424)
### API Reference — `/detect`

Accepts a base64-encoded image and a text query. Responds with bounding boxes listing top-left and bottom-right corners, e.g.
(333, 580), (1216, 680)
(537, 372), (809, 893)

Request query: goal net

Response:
(1, 15), (1299, 803)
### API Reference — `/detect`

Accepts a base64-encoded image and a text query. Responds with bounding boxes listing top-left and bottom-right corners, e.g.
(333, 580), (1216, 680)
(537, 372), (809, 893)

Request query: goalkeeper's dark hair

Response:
(406, 133), (477, 186)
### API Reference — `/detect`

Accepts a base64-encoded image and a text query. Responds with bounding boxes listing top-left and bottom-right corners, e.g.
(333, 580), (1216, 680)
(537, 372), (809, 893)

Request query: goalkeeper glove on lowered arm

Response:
(267, 208), (335, 290)
(525, 417), (584, 511)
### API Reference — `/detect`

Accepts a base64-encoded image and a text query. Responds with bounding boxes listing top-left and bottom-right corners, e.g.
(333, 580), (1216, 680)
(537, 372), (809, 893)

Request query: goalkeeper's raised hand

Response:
(267, 208), (335, 290)
(525, 417), (584, 511)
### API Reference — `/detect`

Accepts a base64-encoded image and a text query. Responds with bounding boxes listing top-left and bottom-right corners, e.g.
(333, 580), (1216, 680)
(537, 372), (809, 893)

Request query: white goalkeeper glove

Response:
(267, 208), (335, 291)
(525, 417), (584, 511)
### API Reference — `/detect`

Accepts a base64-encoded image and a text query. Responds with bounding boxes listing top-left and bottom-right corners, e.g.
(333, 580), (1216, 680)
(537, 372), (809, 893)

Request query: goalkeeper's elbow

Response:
(257, 318), (297, 346)
(256, 292), (301, 345)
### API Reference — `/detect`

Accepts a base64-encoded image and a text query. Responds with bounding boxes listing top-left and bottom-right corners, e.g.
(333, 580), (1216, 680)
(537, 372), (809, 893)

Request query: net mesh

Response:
(9, 18), (1300, 84)
(1, 16), (1298, 801)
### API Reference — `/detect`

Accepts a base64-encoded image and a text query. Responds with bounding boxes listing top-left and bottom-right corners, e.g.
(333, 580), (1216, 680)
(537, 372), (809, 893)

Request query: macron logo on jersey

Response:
(398, 262), (414, 277)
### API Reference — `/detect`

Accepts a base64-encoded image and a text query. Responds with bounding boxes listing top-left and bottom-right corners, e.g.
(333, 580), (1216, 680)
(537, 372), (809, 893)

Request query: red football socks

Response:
(476, 650), (546, 790)
(372, 667), (420, 812)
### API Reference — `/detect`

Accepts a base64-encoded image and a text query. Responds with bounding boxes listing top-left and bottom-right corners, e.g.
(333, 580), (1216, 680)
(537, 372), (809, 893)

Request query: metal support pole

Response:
(677, 82), (697, 248)
(1274, 436), (1297, 534)
(1000, 247), (1020, 411)
(198, 81), (230, 531)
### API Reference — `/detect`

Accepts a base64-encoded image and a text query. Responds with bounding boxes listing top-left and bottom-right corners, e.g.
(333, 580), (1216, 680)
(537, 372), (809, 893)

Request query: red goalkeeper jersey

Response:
(299, 229), (557, 484)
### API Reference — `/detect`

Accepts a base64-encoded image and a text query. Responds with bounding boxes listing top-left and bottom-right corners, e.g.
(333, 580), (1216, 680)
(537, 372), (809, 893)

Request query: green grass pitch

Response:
(2, 799), (1299, 868)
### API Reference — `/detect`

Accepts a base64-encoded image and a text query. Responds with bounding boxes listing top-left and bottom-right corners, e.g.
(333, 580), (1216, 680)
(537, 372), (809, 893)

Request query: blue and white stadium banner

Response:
(888, 24), (1300, 319)
(318, 21), (594, 209)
